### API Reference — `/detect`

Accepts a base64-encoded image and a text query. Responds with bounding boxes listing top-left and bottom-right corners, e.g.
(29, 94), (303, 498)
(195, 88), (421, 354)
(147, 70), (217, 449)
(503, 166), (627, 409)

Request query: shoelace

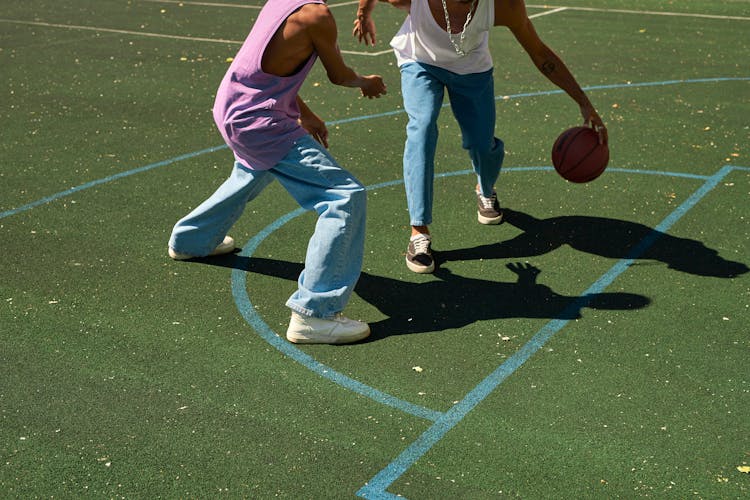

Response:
(412, 235), (431, 254)
(478, 192), (497, 209)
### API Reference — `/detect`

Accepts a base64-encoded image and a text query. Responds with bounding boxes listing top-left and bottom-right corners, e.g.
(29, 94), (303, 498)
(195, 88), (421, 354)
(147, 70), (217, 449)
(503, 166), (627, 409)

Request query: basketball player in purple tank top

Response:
(168, 0), (386, 344)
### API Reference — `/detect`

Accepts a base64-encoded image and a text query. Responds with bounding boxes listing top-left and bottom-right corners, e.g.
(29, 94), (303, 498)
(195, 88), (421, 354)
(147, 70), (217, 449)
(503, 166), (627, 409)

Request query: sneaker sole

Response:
(477, 212), (503, 225)
(286, 327), (371, 345)
(168, 237), (235, 260)
(405, 256), (435, 274)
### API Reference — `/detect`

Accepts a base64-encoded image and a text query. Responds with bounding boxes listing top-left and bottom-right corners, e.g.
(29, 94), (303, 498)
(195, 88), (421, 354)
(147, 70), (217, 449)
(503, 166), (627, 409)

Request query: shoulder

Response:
(295, 2), (335, 25)
(494, 0), (528, 28)
(387, 0), (412, 10)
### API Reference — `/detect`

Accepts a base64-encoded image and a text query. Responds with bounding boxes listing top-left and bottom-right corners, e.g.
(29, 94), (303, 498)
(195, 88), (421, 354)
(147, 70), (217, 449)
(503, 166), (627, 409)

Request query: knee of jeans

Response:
(466, 136), (503, 153)
(470, 146), (504, 172)
(471, 138), (504, 158)
(350, 184), (367, 207)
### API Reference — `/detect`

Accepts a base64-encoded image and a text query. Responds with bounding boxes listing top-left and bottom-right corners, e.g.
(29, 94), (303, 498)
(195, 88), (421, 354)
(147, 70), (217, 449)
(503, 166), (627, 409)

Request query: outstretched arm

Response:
(353, 0), (410, 46)
(498, 0), (607, 143)
(303, 3), (387, 97)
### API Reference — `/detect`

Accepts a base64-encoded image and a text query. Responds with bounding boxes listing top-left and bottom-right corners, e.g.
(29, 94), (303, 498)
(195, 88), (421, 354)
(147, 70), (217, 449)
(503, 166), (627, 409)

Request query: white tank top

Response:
(390, 0), (494, 75)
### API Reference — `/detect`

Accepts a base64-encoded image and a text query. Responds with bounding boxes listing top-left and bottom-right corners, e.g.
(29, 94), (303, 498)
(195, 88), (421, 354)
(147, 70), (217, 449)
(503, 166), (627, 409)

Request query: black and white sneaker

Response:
(476, 189), (503, 225)
(405, 233), (435, 273)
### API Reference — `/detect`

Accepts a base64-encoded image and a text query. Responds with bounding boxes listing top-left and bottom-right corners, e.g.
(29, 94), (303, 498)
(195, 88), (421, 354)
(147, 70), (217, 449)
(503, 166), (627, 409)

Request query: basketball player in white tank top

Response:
(354, 0), (607, 274)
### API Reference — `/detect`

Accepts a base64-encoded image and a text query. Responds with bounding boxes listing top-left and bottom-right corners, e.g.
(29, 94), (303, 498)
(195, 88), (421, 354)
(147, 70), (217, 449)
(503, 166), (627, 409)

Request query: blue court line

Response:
(332, 77), (750, 126)
(227, 163), (732, 424)
(1, 76), (747, 221)
(0, 145), (227, 220)
(231, 210), (444, 423)
(356, 165), (739, 499)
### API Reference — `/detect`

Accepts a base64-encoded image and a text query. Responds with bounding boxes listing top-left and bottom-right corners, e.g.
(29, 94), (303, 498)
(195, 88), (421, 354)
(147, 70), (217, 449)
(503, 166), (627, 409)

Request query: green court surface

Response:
(1, 0), (748, 497)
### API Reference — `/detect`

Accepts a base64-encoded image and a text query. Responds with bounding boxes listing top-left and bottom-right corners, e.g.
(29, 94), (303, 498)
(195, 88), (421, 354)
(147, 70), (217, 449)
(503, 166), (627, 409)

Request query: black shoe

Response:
(476, 189), (503, 224)
(405, 234), (435, 273)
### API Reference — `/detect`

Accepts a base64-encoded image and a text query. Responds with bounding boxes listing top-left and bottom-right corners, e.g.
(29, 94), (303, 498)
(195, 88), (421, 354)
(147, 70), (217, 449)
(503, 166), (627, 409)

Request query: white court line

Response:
(142, 0), (260, 8)
(0, 17), (392, 54)
(529, 6), (568, 19)
(527, 3), (750, 22)
(2, 3), (748, 57)
(0, 18), (243, 44)
(341, 48), (394, 56)
(141, 0), (361, 9)
(0, 5), (571, 56)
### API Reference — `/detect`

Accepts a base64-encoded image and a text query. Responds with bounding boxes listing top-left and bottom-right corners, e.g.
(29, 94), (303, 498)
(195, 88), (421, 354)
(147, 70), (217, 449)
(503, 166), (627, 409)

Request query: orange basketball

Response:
(552, 126), (609, 183)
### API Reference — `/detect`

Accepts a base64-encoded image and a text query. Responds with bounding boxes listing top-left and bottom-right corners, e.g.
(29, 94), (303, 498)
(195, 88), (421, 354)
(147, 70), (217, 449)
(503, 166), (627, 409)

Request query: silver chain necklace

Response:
(440, 0), (477, 56)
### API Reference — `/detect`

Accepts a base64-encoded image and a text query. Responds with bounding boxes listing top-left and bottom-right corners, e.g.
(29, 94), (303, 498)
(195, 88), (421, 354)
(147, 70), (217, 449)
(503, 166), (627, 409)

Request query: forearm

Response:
(534, 46), (607, 140)
(534, 48), (592, 109)
(327, 66), (366, 89)
(357, 0), (378, 19)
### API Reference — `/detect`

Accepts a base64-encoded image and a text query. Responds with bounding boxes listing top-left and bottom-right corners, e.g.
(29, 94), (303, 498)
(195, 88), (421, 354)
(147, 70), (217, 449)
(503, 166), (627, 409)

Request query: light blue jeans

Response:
(400, 62), (505, 227)
(169, 135), (366, 318)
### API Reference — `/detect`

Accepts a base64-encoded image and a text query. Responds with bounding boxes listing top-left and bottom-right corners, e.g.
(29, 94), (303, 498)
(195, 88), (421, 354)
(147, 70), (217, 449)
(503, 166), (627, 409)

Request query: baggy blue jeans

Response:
(400, 62), (505, 227)
(169, 135), (366, 318)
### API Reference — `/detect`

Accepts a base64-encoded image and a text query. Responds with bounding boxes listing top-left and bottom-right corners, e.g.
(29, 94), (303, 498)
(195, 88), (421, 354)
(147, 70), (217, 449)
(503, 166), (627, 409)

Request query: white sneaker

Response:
(286, 312), (370, 344)
(168, 236), (235, 260)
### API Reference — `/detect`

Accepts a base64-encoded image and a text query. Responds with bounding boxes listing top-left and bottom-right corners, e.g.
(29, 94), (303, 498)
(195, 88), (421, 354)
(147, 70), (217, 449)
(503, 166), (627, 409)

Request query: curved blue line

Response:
(2, 76), (747, 220)
(356, 165), (740, 498)
(231, 206), (443, 422)
(226, 162), (726, 423)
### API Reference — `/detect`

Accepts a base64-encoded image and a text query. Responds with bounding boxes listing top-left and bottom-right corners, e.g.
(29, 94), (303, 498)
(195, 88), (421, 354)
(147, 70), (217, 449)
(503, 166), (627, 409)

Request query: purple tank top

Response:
(212, 0), (324, 170)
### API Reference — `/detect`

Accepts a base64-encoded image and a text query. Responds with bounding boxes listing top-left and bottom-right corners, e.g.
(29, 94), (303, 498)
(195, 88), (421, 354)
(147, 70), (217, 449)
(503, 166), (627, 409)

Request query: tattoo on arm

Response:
(541, 60), (556, 75)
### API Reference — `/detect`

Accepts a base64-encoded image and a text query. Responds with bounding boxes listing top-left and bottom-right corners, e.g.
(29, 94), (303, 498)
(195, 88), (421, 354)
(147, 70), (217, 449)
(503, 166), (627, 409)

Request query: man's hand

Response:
(360, 74), (387, 98)
(581, 104), (608, 145)
(299, 113), (329, 148)
(352, 15), (377, 46)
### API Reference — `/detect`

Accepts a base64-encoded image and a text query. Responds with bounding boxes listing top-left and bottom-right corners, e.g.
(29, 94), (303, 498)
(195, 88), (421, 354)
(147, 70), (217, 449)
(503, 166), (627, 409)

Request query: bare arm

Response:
(304, 4), (387, 97)
(498, 0), (607, 143)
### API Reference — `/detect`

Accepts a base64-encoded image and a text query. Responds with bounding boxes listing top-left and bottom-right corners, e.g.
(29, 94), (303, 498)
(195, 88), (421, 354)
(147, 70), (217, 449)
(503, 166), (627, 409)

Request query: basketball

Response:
(551, 126), (609, 183)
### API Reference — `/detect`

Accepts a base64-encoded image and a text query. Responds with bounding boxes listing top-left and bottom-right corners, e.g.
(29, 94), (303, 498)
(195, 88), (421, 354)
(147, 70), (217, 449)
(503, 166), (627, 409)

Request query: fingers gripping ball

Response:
(552, 126), (609, 183)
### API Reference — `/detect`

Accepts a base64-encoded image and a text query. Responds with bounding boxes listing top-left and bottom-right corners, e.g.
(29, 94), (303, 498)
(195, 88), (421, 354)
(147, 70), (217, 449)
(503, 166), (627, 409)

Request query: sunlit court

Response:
(1, 0), (748, 497)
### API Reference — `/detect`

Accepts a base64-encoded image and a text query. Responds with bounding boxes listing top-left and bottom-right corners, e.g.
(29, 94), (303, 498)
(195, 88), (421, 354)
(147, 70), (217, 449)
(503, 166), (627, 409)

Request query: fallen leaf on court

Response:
(412, 366), (423, 373)
(738, 465), (750, 473)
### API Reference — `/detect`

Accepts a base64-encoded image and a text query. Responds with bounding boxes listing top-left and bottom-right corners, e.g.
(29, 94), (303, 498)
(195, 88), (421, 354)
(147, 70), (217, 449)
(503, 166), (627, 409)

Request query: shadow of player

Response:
(437, 209), (748, 278)
(208, 255), (650, 340)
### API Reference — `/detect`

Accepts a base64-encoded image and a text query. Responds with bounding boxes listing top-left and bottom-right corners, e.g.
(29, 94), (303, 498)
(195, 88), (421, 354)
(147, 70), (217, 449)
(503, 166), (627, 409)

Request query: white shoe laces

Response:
(478, 191), (497, 209)
(411, 234), (431, 254)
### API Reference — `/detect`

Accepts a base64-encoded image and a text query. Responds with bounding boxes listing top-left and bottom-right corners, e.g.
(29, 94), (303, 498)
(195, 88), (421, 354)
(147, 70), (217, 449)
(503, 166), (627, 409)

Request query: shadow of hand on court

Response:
(357, 262), (649, 340)
(437, 209), (748, 278)
(202, 255), (649, 340)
